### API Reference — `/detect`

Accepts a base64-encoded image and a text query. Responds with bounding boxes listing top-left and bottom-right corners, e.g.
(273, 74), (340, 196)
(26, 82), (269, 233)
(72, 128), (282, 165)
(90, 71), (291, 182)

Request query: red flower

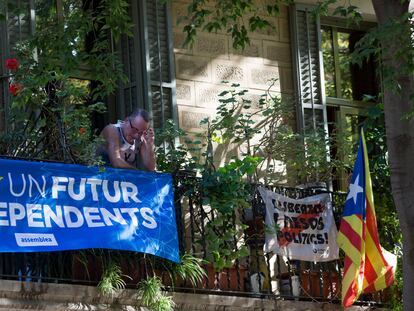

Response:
(5, 58), (19, 71)
(8, 83), (23, 96)
(79, 127), (86, 135)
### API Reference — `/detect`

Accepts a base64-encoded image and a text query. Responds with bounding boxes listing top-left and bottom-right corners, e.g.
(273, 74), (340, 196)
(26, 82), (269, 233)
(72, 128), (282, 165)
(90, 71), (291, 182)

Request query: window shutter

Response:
(143, 0), (176, 130)
(0, 0), (35, 132)
(7, 0), (35, 51)
(290, 4), (328, 135)
(0, 3), (6, 132)
(116, 1), (146, 119)
(117, 1), (177, 130)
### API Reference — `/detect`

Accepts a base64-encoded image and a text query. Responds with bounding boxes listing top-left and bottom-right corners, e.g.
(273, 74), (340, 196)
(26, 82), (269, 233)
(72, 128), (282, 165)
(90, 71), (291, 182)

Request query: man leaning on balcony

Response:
(97, 109), (156, 171)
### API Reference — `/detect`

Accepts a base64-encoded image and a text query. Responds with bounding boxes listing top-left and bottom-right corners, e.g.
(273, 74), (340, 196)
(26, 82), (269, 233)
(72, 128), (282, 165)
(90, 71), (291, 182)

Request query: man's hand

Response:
(140, 127), (156, 171)
(141, 128), (155, 146)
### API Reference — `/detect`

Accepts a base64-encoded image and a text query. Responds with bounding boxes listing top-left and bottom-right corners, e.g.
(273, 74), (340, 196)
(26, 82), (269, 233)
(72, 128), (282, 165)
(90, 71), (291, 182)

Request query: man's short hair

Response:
(130, 108), (150, 122)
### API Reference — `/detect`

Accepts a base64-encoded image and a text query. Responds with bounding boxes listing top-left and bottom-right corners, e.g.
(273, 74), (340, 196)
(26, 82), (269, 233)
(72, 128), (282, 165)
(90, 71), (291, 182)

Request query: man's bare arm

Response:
(140, 128), (156, 171)
(101, 125), (136, 169)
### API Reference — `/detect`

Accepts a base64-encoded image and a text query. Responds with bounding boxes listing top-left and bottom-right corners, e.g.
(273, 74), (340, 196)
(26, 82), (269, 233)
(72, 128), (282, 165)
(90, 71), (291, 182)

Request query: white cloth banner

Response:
(258, 187), (339, 262)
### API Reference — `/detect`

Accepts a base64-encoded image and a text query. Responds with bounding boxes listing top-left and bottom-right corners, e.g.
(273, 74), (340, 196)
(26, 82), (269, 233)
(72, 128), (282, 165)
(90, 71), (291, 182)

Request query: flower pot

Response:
(278, 272), (301, 297)
(300, 270), (340, 299)
(204, 264), (246, 291)
(250, 272), (265, 293)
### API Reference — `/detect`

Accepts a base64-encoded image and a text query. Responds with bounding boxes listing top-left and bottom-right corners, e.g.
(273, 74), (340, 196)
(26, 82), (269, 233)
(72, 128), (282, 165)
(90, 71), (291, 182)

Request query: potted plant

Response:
(195, 157), (258, 291)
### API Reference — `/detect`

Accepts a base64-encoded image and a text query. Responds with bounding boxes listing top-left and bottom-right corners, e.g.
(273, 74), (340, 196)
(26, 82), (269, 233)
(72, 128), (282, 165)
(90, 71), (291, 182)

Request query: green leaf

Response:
(218, 90), (229, 96)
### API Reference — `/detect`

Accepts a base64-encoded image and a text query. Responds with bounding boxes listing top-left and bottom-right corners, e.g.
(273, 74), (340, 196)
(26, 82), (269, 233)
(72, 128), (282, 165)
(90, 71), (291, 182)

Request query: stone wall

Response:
(172, 0), (293, 155)
(0, 279), (388, 311)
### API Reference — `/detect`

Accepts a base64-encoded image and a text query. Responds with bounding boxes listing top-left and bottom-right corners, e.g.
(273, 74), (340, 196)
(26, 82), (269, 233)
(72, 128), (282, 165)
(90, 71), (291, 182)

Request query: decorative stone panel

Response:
(176, 54), (211, 82)
(246, 92), (264, 110)
(194, 33), (228, 58)
(178, 106), (212, 132)
(176, 79), (195, 107)
(238, 88), (269, 111)
(212, 60), (246, 84)
(230, 38), (263, 63)
(216, 64), (244, 81)
(249, 65), (280, 91)
(195, 82), (229, 109)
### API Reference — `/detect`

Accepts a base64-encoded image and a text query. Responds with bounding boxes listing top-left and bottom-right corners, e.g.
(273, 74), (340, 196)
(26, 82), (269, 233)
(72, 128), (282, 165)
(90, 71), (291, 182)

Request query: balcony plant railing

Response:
(0, 170), (390, 307)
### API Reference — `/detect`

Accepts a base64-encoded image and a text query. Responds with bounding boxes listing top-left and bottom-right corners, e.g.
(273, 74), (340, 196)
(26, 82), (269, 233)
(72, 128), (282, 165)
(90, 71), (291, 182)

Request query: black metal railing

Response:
(0, 171), (390, 306)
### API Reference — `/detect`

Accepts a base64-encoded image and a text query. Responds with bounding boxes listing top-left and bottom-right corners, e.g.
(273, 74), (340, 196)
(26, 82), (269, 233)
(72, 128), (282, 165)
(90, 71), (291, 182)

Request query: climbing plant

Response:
(1, 0), (130, 164)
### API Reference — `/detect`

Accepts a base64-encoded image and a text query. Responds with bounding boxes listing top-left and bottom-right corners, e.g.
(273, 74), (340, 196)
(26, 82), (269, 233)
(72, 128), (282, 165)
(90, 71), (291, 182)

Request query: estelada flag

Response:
(337, 129), (397, 308)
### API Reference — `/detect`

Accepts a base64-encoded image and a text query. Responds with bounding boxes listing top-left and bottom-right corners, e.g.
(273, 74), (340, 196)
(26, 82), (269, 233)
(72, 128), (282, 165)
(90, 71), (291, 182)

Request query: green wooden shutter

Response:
(117, 0), (177, 130)
(290, 4), (328, 135)
(0, 2), (6, 132)
(143, 0), (176, 130)
(0, 0), (35, 132)
(116, 1), (146, 119)
(7, 0), (35, 51)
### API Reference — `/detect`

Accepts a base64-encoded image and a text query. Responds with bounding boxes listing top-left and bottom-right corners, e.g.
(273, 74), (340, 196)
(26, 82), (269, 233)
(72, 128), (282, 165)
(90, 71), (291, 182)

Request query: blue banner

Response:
(0, 158), (180, 263)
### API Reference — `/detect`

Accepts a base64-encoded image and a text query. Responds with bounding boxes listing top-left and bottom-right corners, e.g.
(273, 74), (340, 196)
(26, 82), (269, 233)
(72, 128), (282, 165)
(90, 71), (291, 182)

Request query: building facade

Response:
(0, 1), (392, 309)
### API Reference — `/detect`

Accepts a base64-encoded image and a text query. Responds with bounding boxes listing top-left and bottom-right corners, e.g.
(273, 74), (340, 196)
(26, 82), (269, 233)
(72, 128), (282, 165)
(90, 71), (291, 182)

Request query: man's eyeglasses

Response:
(129, 117), (145, 135)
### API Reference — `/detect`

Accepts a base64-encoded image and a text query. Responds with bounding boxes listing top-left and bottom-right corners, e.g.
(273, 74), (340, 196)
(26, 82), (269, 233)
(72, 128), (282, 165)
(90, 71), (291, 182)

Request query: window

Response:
(290, 5), (381, 190)
(0, 1), (177, 133)
(321, 22), (380, 190)
(115, 0), (177, 131)
(0, 0), (35, 132)
(321, 24), (379, 104)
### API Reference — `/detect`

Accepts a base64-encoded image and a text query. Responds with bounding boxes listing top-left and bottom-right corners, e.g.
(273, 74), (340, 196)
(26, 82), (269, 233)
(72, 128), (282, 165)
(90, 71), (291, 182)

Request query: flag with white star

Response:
(337, 129), (396, 308)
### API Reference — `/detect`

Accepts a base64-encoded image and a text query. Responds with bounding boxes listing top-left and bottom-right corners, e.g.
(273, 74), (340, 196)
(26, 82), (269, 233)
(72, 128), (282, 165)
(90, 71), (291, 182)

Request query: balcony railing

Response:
(0, 171), (390, 307)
